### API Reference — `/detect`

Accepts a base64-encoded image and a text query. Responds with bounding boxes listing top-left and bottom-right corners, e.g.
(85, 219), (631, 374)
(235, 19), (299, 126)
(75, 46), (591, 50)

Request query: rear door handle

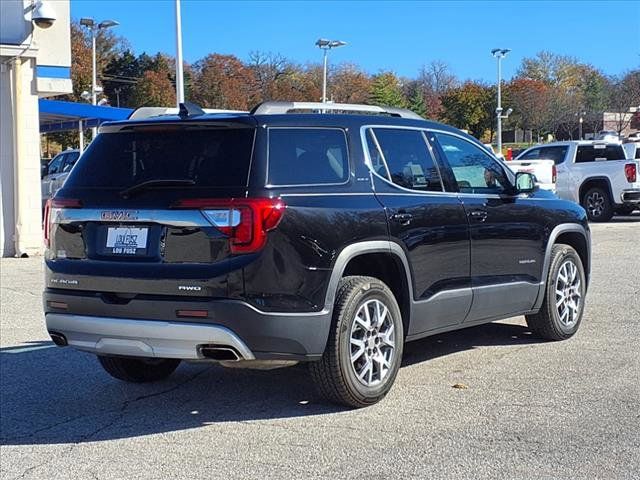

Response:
(391, 212), (413, 225)
(469, 210), (488, 222)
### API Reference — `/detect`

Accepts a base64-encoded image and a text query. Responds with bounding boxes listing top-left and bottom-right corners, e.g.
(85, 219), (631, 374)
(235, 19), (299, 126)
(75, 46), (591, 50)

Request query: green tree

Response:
(370, 72), (407, 108)
(408, 85), (427, 118)
(441, 81), (495, 140)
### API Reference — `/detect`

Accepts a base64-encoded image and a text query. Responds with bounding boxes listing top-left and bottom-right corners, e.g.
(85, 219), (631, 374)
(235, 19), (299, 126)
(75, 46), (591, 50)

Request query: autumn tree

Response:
(504, 78), (550, 138)
(329, 63), (372, 104)
(191, 54), (257, 110)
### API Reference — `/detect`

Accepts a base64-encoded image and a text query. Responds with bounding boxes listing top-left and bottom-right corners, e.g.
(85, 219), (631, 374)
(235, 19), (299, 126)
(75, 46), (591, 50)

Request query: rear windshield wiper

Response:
(119, 179), (196, 198)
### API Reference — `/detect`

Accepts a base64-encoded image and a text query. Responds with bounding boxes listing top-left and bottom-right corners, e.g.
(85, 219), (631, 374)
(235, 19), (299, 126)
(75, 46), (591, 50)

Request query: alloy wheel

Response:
(555, 259), (582, 328)
(349, 299), (396, 387)
(586, 191), (605, 218)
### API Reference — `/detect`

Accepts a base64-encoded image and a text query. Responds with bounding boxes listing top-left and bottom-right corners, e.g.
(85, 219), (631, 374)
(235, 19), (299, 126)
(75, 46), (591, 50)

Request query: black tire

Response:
(526, 244), (586, 341)
(581, 186), (613, 222)
(98, 355), (181, 383)
(309, 276), (404, 408)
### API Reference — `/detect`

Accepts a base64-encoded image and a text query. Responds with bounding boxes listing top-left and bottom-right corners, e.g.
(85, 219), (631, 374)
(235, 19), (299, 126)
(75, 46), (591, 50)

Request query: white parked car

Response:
(509, 141), (640, 221)
(41, 149), (80, 208)
(623, 142), (640, 160)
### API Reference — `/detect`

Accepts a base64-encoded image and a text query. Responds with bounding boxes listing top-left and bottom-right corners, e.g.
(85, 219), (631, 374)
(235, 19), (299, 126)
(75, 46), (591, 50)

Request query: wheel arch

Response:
(579, 176), (614, 204)
(324, 241), (414, 336)
(532, 223), (591, 311)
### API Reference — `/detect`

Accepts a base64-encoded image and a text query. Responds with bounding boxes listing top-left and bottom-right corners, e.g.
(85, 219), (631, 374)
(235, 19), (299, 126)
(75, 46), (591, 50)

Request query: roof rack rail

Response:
(128, 104), (247, 120)
(250, 101), (423, 120)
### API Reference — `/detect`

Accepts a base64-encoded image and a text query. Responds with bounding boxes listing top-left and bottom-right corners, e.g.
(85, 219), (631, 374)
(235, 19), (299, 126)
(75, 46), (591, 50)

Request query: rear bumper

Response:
(44, 290), (331, 360)
(620, 189), (640, 205)
(46, 314), (255, 360)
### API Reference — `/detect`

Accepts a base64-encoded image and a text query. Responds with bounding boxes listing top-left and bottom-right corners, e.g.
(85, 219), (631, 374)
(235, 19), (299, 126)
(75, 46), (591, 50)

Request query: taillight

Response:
(625, 163), (637, 183)
(43, 198), (82, 248)
(173, 198), (285, 254)
(43, 199), (52, 247)
(552, 164), (557, 184)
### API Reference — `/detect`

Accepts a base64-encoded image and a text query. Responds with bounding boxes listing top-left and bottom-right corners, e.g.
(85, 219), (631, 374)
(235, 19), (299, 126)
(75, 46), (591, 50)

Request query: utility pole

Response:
(175, 0), (185, 106)
(315, 39), (347, 103)
(491, 48), (510, 155)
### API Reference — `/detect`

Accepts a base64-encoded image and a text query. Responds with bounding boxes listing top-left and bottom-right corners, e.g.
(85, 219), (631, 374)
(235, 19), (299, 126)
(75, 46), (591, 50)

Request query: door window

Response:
(520, 146), (568, 164)
(518, 148), (542, 160)
(370, 128), (443, 192)
(433, 133), (510, 194)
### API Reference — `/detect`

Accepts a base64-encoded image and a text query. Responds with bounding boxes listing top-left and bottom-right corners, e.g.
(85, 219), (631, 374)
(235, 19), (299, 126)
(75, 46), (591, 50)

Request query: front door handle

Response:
(469, 210), (488, 222)
(391, 212), (413, 225)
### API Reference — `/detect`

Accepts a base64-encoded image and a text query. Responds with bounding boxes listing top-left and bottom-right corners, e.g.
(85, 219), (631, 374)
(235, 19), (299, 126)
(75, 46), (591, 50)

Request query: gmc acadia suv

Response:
(43, 101), (591, 408)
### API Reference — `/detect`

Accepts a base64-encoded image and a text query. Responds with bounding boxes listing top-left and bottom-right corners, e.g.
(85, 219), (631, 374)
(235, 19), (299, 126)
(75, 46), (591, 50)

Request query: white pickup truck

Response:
(507, 141), (640, 221)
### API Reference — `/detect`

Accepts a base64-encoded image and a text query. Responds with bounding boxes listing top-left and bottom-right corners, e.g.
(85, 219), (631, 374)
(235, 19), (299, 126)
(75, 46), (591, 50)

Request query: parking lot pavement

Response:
(1, 217), (639, 480)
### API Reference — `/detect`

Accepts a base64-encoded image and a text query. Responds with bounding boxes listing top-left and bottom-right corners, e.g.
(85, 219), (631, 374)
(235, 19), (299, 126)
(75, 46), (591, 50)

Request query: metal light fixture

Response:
(492, 48), (511, 155)
(316, 38), (347, 103)
(80, 17), (119, 137)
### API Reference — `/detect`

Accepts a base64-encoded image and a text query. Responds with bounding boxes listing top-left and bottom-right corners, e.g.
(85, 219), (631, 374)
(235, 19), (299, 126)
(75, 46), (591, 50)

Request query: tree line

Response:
(64, 21), (639, 144)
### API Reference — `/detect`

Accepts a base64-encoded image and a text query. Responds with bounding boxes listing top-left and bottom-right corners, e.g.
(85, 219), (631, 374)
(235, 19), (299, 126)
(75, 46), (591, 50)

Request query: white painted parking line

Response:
(1, 344), (56, 354)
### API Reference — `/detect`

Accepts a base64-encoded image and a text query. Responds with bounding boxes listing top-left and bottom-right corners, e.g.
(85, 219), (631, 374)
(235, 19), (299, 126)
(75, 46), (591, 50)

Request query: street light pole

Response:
(80, 18), (119, 139)
(175, 0), (185, 106)
(491, 48), (510, 156)
(322, 48), (328, 103)
(315, 39), (347, 104)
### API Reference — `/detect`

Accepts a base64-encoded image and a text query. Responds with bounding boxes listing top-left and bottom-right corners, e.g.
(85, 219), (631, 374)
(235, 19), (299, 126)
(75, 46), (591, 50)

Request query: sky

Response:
(71, 0), (640, 82)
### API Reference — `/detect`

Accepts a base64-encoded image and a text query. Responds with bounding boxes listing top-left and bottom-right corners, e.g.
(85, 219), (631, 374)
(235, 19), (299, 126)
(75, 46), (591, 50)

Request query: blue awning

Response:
(39, 99), (133, 133)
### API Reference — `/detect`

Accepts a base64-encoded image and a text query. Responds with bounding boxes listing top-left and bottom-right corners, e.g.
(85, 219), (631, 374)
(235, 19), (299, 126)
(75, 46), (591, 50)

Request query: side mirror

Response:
(515, 172), (536, 193)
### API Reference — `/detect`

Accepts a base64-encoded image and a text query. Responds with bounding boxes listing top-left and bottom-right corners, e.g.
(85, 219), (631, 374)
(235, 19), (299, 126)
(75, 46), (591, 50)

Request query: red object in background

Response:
(506, 148), (513, 161)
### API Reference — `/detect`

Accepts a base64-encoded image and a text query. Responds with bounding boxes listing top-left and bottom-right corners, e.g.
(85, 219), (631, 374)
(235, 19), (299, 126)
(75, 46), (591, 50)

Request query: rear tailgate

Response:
(45, 120), (258, 297)
(506, 159), (555, 191)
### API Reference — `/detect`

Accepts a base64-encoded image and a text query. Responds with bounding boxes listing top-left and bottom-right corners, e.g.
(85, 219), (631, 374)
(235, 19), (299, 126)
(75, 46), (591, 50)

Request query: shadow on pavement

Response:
(0, 321), (541, 446)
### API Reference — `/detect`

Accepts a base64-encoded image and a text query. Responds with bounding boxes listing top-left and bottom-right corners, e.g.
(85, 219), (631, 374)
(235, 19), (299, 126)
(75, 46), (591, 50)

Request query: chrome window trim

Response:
(359, 125), (449, 196)
(265, 126), (352, 188)
(428, 129), (517, 194)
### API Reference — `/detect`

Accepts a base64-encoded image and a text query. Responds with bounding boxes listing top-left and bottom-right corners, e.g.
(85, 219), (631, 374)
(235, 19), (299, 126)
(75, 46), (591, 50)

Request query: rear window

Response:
(575, 144), (625, 163)
(64, 127), (255, 188)
(268, 128), (349, 186)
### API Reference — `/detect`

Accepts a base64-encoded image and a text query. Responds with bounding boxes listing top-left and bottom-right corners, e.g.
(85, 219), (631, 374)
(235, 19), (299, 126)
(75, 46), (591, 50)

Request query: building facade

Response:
(0, 0), (72, 257)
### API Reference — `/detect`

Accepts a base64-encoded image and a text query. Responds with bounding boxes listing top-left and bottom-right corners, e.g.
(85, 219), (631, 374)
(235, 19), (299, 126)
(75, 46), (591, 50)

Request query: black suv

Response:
(44, 102), (590, 408)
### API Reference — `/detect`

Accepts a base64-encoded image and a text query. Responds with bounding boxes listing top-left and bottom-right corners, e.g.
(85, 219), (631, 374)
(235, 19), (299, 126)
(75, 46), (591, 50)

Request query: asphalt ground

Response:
(1, 215), (639, 480)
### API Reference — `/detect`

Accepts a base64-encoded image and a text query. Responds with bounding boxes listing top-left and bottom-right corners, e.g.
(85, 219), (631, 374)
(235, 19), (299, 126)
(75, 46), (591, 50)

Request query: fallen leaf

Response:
(452, 383), (469, 389)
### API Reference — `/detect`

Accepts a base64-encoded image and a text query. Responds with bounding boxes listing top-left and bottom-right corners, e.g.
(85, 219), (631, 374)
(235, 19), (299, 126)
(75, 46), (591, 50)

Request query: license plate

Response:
(105, 227), (148, 255)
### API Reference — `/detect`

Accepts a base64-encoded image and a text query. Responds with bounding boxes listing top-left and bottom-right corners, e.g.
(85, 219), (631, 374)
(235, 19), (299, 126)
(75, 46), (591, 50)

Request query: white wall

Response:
(0, 57), (43, 257)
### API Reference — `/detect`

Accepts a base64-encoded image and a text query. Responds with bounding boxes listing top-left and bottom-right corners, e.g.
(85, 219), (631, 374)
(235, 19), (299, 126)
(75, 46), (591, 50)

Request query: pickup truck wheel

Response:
(98, 355), (181, 383)
(526, 244), (586, 341)
(309, 276), (404, 408)
(582, 187), (613, 222)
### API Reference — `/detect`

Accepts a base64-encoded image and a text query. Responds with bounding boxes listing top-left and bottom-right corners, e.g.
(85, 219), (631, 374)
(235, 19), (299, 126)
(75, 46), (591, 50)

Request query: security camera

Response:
(31, 1), (57, 29)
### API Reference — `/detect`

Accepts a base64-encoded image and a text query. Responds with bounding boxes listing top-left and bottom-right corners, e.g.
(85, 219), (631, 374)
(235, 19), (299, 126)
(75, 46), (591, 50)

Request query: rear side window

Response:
(61, 152), (80, 172)
(268, 128), (349, 186)
(370, 128), (443, 192)
(47, 154), (64, 175)
(576, 145), (626, 162)
(65, 127), (255, 188)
